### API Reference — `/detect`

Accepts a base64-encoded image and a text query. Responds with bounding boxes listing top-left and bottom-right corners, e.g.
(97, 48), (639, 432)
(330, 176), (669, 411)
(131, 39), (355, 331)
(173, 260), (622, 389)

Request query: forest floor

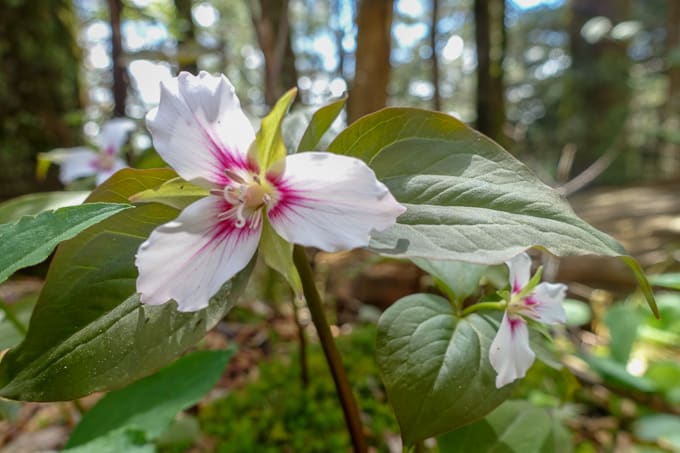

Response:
(1, 180), (679, 452)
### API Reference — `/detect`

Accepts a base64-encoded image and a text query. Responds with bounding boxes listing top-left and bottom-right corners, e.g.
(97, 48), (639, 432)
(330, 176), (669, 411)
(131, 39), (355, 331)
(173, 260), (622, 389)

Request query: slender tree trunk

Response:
(174, 0), (199, 73)
(564, 0), (630, 182)
(348, 0), (394, 123)
(108, 0), (127, 117)
(430, 0), (441, 111)
(250, 0), (298, 107)
(474, 0), (506, 144)
(661, 0), (680, 175)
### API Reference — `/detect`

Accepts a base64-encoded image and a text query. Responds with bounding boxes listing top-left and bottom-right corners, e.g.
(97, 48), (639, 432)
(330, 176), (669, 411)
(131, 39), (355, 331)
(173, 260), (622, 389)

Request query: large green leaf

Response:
(376, 293), (512, 446)
(0, 191), (90, 224)
(65, 349), (233, 451)
(0, 202), (132, 285)
(328, 108), (657, 316)
(437, 400), (572, 453)
(0, 169), (252, 401)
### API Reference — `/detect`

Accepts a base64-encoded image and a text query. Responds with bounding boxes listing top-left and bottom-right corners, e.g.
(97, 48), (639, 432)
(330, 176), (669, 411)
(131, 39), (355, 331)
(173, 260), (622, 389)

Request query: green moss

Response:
(199, 325), (398, 452)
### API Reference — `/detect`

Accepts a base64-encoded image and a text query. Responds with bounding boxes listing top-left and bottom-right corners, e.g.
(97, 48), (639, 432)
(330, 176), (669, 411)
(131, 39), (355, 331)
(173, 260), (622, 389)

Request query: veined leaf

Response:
(297, 95), (347, 152)
(0, 202), (132, 285)
(328, 108), (657, 316)
(255, 88), (297, 170)
(0, 169), (252, 401)
(376, 293), (512, 446)
(129, 176), (208, 210)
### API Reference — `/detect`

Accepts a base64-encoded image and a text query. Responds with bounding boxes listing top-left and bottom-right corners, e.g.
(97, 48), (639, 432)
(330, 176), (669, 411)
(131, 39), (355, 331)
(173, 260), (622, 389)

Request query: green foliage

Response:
(65, 350), (233, 452)
(411, 257), (487, 302)
(254, 88), (297, 171)
(376, 293), (512, 446)
(0, 202), (131, 285)
(199, 325), (398, 452)
(296, 95), (347, 152)
(129, 176), (207, 210)
(0, 191), (89, 224)
(437, 400), (572, 453)
(0, 296), (35, 350)
(329, 108), (657, 316)
(0, 169), (252, 401)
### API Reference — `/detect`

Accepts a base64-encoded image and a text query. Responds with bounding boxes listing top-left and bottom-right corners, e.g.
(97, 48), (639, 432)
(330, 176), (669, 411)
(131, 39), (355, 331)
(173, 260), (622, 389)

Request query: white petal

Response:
(135, 196), (261, 311)
(268, 152), (406, 252)
(529, 282), (567, 324)
(99, 118), (135, 154)
(59, 148), (98, 184)
(95, 158), (128, 186)
(506, 252), (532, 293)
(489, 312), (536, 388)
(146, 71), (255, 188)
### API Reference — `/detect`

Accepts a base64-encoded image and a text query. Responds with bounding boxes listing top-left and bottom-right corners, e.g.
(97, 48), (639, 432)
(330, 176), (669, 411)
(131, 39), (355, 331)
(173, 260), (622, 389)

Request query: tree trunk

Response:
(174, 0), (199, 74)
(0, 0), (82, 199)
(430, 0), (441, 111)
(250, 0), (298, 107)
(563, 0), (631, 183)
(660, 0), (680, 175)
(474, 0), (506, 144)
(108, 0), (127, 117)
(348, 0), (394, 123)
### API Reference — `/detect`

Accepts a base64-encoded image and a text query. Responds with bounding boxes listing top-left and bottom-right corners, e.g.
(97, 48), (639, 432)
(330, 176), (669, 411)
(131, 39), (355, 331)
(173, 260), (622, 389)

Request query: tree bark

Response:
(174, 0), (199, 73)
(660, 0), (680, 175)
(474, 0), (506, 144)
(348, 0), (394, 123)
(250, 0), (298, 107)
(430, 0), (441, 111)
(564, 0), (630, 182)
(108, 0), (127, 117)
(0, 0), (82, 199)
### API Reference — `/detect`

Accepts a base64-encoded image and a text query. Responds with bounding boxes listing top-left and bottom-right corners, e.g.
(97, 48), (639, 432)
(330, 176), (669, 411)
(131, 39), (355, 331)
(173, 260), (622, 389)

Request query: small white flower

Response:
(489, 252), (567, 388)
(50, 118), (135, 186)
(135, 71), (406, 312)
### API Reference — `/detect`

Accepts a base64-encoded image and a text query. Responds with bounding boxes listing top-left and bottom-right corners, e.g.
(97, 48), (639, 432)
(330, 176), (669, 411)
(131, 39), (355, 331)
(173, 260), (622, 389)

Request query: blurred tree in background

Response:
(2, 0), (680, 199)
(0, 0), (82, 199)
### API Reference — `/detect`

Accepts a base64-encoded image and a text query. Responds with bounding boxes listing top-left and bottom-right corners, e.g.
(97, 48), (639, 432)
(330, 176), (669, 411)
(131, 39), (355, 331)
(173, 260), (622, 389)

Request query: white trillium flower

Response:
(135, 71), (406, 312)
(489, 252), (567, 388)
(52, 118), (135, 186)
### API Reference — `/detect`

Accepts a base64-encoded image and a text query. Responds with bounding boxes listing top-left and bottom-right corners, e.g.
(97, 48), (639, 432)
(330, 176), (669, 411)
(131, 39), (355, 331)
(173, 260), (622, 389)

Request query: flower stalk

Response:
(293, 245), (367, 453)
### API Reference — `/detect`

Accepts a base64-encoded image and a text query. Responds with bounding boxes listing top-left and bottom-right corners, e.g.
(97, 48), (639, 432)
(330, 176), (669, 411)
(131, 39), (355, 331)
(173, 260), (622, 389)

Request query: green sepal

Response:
(129, 176), (209, 210)
(254, 88), (298, 172)
(259, 217), (303, 296)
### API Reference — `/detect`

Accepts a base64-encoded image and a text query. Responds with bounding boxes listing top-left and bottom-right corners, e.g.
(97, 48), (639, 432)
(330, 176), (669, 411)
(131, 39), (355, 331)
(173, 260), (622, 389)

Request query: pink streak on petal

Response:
(512, 278), (522, 294)
(190, 113), (257, 185)
(508, 315), (523, 334)
(524, 294), (538, 306)
(266, 178), (317, 222)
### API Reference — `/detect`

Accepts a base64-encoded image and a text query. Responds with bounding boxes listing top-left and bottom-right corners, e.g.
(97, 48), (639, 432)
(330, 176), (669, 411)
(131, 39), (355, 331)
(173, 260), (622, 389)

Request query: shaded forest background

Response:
(1, 0), (680, 200)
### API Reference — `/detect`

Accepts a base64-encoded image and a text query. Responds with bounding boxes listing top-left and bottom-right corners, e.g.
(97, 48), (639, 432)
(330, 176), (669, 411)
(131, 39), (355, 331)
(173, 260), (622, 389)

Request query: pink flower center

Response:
(211, 169), (276, 230)
(91, 150), (117, 171)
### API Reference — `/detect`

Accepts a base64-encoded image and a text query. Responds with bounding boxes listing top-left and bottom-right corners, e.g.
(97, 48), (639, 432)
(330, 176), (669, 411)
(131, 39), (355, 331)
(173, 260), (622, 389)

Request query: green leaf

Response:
(376, 293), (512, 446)
(583, 355), (657, 393)
(563, 298), (592, 327)
(327, 108), (657, 317)
(129, 176), (208, 210)
(260, 218), (302, 295)
(411, 258), (486, 302)
(633, 414), (680, 449)
(604, 304), (642, 364)
(65, 350), (233, 451)
(0, 191), (90, 224)
(0, 202), (132, 286)
(437, 400), (572, 453)
(0, 169), (252, 401)
(648, 272), (680, 290)
(297, 95), (347, 152)
(0, 296), (35, 350)
(255, 88), (297, 171)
